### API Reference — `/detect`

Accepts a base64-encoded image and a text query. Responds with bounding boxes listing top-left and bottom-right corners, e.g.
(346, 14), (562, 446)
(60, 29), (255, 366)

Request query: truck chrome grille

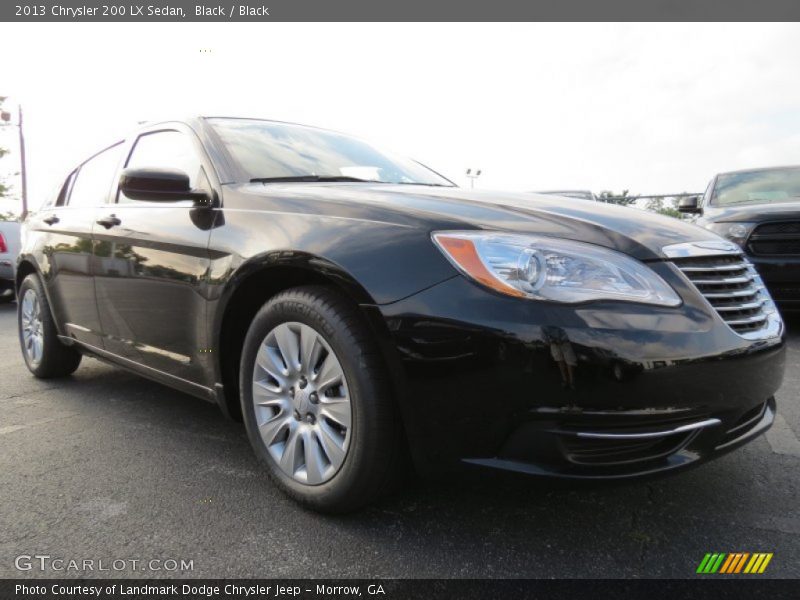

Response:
(672, 254), (772, 335)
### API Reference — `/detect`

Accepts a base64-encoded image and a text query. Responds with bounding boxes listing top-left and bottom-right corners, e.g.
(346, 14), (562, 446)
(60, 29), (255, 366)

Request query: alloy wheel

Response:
(252, 321), (352, 485)
(21, 289), (44, 367)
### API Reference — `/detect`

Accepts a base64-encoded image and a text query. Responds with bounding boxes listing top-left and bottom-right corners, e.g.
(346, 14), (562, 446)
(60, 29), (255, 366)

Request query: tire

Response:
(18, 274), (82, 378)
(240, 285), (401, 513)
(0, 293), (14, 304)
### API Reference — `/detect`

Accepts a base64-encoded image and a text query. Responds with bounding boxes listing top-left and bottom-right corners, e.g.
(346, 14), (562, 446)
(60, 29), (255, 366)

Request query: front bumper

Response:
(0, 259), (14, 282)
(377, 270), (786, 480)
(0, 261), (14, 298)
(466, 397), (775, 479)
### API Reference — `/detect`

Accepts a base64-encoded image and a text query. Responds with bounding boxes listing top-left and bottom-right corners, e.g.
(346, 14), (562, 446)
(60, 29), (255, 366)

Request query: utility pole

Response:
(18, 105), (28, 219)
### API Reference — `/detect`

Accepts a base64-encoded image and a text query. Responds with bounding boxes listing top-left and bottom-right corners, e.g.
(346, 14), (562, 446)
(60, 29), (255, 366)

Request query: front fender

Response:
(204, 202), (457, 410)
(205, 198), (456, 306)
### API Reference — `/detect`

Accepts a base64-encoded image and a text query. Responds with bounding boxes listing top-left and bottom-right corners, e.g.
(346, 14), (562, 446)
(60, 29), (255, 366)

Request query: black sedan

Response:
(680, 165), (800, 311)
(16, 118), (785, 512)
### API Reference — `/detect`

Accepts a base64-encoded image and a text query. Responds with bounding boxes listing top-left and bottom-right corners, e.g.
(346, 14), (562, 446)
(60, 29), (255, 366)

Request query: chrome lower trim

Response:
(60, 336), (215, 401)
(726, 402), (769, 438)
(716, 399), (775, 451)
(564, 417), (721, 440)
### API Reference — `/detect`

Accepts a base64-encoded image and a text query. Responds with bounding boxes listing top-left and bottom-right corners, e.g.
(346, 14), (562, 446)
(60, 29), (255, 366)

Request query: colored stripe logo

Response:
(696, 552), (773, 574)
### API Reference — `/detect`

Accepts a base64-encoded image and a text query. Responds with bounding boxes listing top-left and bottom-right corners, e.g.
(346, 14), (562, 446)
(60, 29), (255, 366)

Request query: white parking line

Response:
(766, 413), (800, 457)
(0, 414), (78, 436)
(0, 425), (26, 436)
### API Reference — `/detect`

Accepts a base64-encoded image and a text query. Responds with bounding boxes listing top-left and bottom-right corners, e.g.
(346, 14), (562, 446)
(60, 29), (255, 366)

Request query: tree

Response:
(0, 96), (13, 202)
(0, 96), (19, 221)
(646, 196), (681, 219)
(598, 190), (636, 206)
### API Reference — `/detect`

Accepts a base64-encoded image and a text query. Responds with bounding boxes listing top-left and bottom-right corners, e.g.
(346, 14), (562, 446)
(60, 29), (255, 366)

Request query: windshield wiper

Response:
(720, 195), (800, 206)
(249, 176), (453, 187)
(250, 175), (375, 183)
(722, 199), (774, 206)
(390, 181), (453, 187)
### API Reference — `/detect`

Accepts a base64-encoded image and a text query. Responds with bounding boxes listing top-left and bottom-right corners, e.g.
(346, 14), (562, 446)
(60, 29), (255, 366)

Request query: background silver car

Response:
(0, 219), (20, 303)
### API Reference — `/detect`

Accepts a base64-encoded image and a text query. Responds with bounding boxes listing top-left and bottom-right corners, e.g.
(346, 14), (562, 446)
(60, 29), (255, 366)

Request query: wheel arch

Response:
(14, 258), (67, 336)
(211, 252), (397, 421)
(15, 258), (39, 292)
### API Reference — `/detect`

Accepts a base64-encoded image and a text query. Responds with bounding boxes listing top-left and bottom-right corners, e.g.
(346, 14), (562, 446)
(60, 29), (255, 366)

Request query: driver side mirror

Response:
(119, 168), (210, 204)
(678, 195), (702, 214)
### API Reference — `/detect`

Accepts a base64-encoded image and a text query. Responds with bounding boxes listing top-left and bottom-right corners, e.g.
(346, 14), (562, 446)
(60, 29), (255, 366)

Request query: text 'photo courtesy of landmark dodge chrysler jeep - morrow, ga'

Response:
(16, 117), (785, 512)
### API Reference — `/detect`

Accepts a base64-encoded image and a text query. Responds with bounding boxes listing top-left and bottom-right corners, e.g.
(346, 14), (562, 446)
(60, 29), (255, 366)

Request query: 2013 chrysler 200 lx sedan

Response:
(17, 118), (786, 512)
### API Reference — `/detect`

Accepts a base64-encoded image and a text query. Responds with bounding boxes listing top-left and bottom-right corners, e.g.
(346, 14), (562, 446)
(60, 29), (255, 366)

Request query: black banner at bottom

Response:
(1, 579), (797, 600)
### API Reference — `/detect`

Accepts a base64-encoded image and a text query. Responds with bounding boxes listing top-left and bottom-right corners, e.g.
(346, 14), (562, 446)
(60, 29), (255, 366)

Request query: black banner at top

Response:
(3, 0), (800, 22)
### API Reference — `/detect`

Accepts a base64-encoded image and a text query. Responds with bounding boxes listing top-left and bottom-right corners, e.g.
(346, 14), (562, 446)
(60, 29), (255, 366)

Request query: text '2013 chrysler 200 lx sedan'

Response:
(17, 118), (786, 512)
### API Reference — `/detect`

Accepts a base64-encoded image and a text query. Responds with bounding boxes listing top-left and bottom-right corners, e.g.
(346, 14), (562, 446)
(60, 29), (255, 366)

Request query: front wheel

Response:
(18, 274), (82, 378)
(240, 286), (402, 513)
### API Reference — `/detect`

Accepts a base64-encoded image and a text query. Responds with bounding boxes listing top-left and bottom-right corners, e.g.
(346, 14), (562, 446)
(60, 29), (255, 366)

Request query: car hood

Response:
(238, 183), (723, 261)
(702, 200), (800, 223)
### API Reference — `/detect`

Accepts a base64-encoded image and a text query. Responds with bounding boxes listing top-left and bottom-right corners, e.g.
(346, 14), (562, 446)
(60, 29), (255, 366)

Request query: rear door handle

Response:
(43, 215), (60, 226)
(96, 215), (122, 229)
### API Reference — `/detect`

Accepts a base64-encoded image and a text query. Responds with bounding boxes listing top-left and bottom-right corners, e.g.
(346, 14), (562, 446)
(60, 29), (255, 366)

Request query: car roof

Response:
(134, 115), (316, 128)
(717, 165), (800, 176)
(134, 116), (374, 144)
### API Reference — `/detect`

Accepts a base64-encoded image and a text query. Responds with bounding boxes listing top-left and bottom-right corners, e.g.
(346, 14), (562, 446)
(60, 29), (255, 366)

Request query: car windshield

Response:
(208, 118), (454, 187)
(712, 167), (800, 206)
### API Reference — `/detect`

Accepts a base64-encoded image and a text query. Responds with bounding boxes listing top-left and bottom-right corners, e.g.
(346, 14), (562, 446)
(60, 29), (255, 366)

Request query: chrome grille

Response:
(672, 254), (772, 335)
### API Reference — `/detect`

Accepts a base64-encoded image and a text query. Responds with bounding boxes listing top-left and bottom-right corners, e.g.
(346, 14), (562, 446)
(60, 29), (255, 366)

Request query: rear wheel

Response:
(18, 274), (82, 378)
(240, 286), (401, 513)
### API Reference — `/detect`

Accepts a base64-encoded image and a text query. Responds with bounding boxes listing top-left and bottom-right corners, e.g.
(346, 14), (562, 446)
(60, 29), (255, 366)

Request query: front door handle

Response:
(96, 215), (122, 229)
(43, 215), (60, 226)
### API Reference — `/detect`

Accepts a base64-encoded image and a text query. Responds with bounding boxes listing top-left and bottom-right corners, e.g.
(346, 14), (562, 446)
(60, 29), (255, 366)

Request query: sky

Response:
(1, 22), (800, 214)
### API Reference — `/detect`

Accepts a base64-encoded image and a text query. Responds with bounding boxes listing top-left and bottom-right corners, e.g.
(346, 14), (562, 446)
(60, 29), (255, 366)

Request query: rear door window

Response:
(54, 171), (77, 207)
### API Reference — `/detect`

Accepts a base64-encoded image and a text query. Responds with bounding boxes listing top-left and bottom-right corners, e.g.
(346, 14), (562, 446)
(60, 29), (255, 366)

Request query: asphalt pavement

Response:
(0, 301), (798, 579)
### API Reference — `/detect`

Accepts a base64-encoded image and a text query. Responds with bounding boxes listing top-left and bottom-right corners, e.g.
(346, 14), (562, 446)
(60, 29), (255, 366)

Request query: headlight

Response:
(432, 231), (681, 306)
(704, 222), (756, 247)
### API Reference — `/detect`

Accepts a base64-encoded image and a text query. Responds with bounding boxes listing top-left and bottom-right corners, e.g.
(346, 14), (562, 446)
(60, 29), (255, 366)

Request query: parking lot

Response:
(0, 301), (798, 579)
